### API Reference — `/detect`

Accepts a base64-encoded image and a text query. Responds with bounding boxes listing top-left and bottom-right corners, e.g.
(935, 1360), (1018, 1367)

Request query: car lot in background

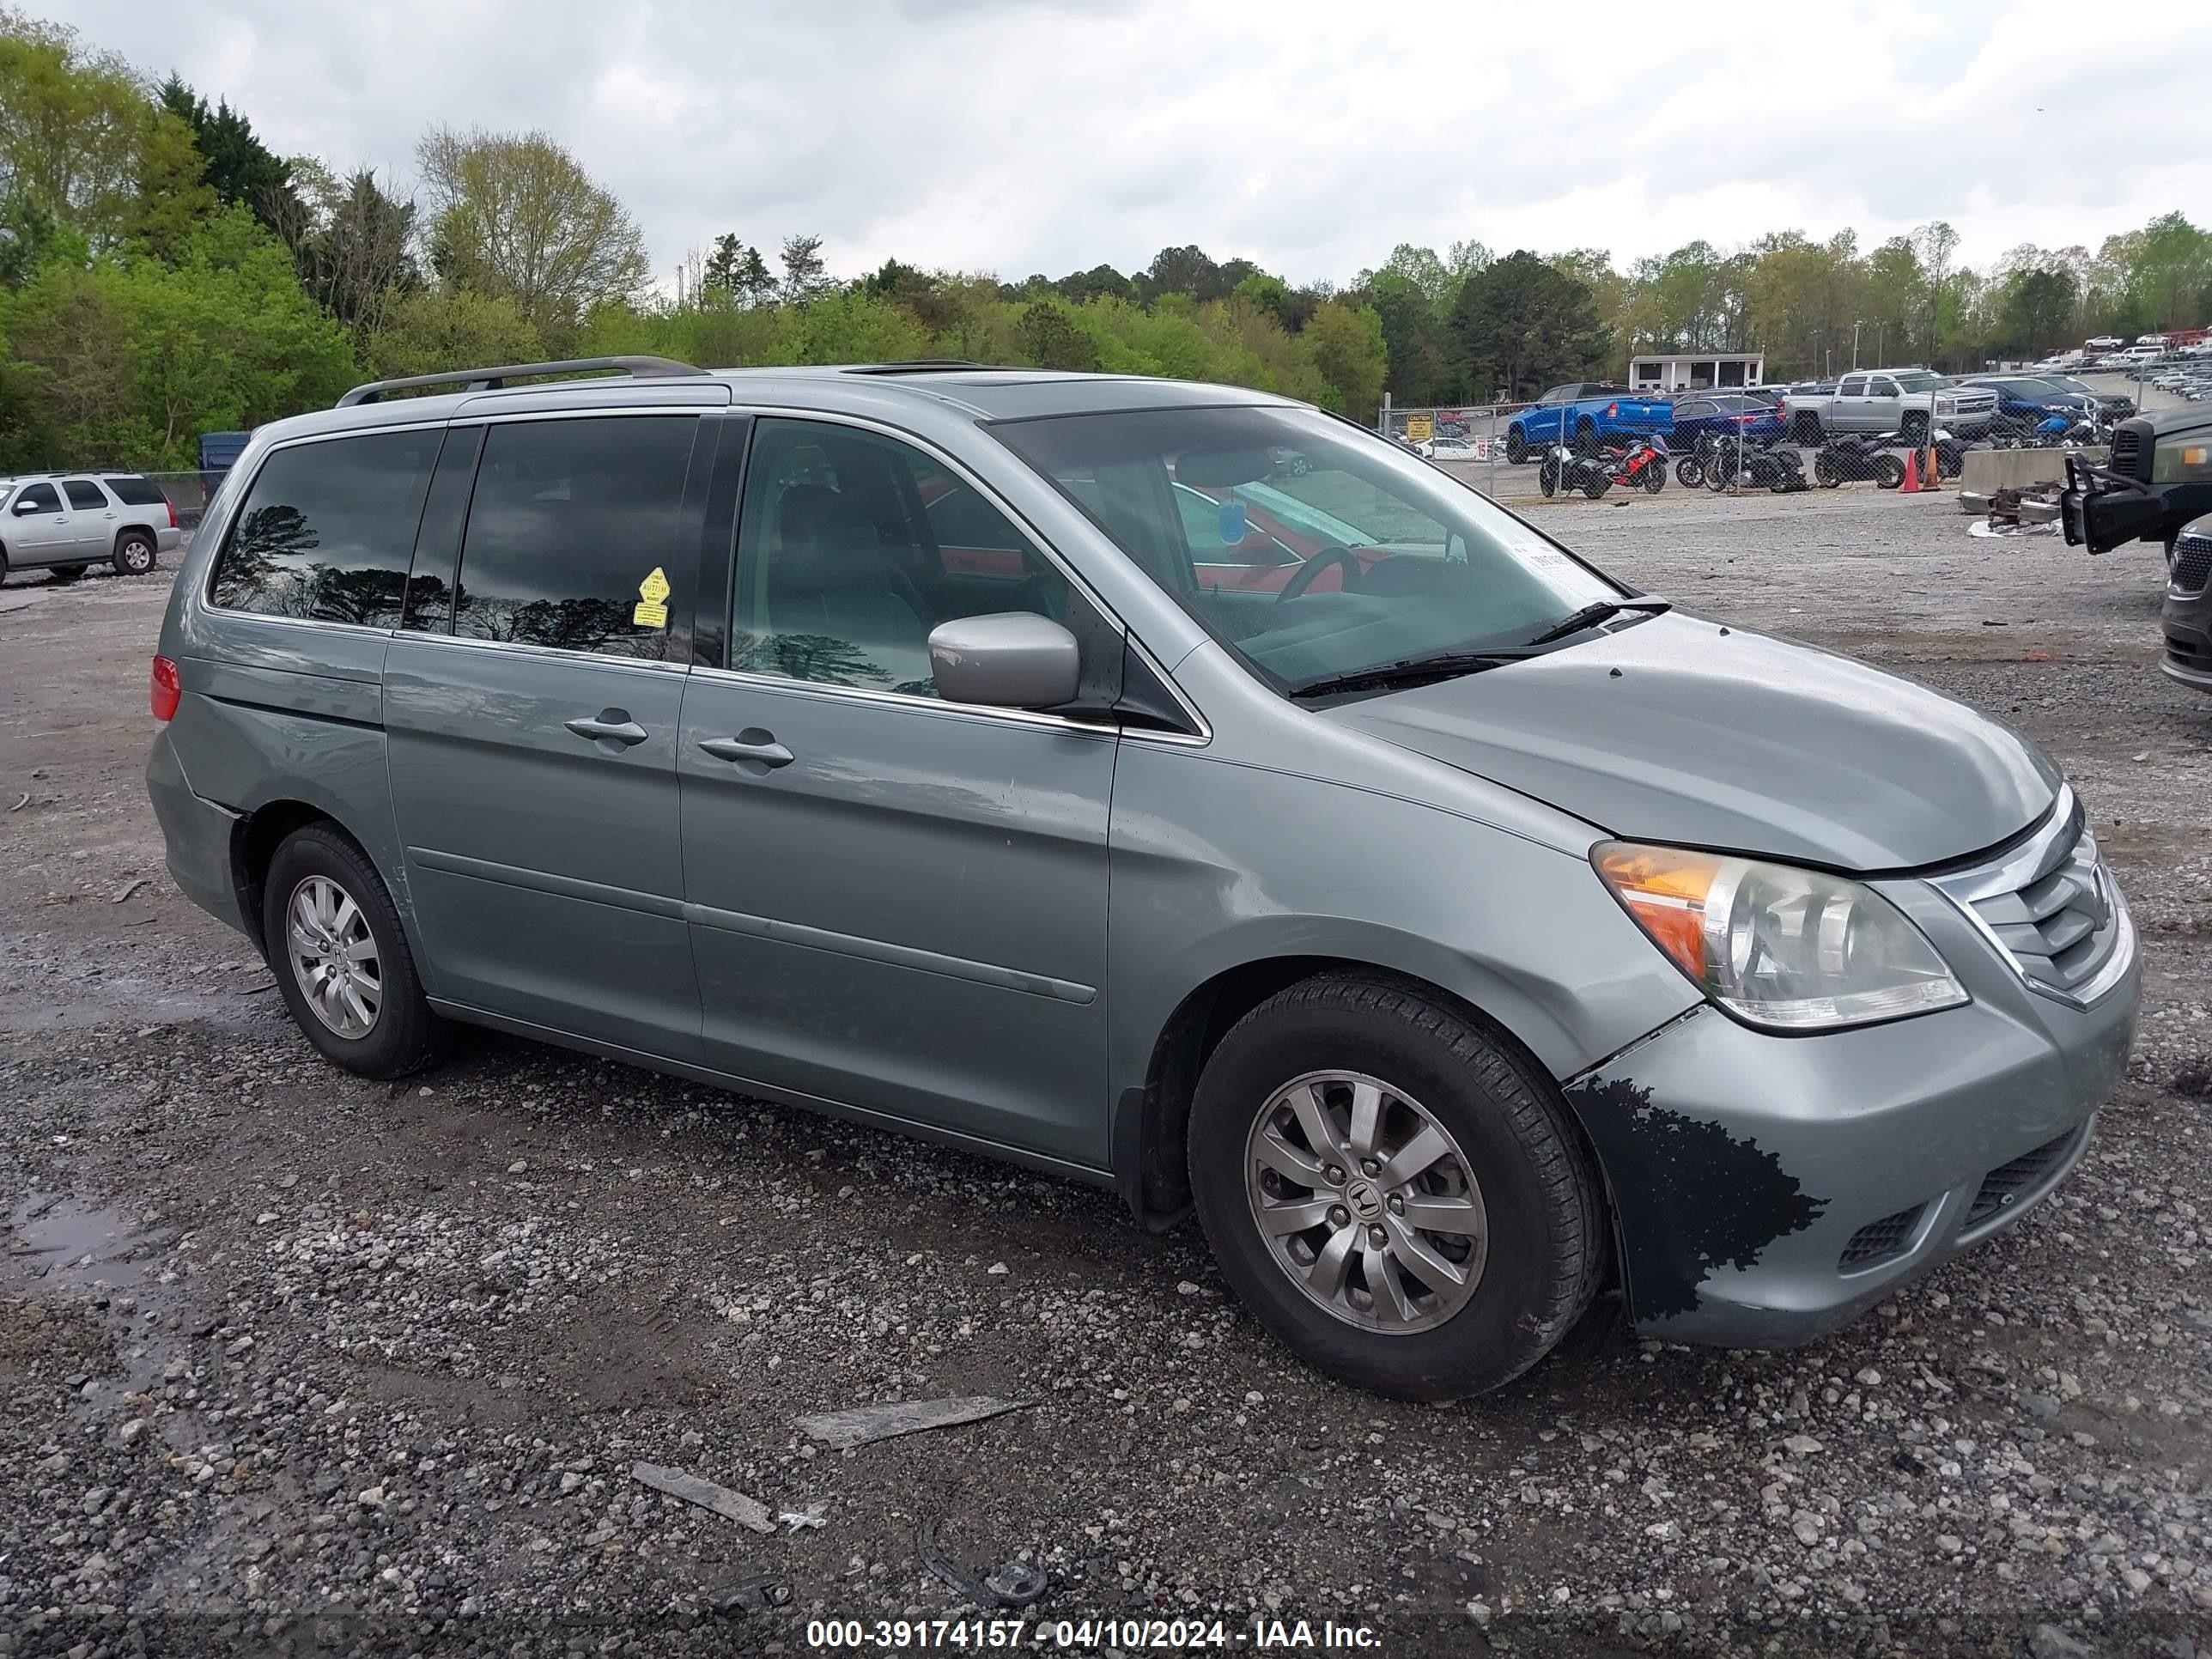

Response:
(1668, 392), (1787, 450)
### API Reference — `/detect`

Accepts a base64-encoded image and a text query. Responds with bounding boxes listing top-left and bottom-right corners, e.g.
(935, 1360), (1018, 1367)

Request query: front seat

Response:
(767, 485), (936, 691)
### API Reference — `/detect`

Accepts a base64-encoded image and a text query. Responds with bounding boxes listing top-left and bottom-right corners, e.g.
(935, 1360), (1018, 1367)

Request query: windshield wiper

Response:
(1518, 597), (1671, 647)
(1287, 650), (1531, 700)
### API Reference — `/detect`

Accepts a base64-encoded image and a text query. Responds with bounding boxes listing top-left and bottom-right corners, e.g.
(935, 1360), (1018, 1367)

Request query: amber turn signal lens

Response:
(1592, 843), (1722, 985)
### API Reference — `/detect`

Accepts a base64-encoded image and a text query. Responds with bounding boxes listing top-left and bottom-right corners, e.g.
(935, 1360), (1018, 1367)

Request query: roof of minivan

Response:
(262, 364), (1299, 448)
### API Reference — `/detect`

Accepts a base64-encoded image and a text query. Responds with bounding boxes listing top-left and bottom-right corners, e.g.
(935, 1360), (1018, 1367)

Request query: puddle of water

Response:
(9, 1193), (162, 1286)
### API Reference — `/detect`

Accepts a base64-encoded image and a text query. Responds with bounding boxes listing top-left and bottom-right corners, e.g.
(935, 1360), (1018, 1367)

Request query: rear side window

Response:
(105, 476), (168, 507)
(209, 434), (438, 628)
(452, 416), (699, 659)
(63, 478), (106, 510)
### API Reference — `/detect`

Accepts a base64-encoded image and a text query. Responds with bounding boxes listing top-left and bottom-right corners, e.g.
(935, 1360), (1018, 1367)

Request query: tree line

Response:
(3, 6), (2208, 472)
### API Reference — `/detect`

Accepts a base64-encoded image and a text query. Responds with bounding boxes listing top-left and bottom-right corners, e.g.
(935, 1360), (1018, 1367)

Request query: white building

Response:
(1628, 351), (1766, 392)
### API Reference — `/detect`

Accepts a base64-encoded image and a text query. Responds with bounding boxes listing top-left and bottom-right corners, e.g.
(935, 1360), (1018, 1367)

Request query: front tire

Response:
(263, 823), (443, 1079)
(1875, 453), (1905, 489)
(112, 532), (156, 576)
(1674, 457), (1704, 489)
(1504, 425), (1527, 465)
(1187, 975), (1604, 1401)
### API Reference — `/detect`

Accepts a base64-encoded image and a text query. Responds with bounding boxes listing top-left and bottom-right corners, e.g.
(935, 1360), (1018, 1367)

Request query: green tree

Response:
(1301, 301), (1386, 416)
(0, 9), (210, 258)
(363, 286), (542, 379)
(1449, 251), (1611, 401)
(283, 164), (416, 335)
(156, 73), (298, 236)
(416, 125), (648, 335)
(1, 203), (355, 467)
(779, 234), (829, 303)
(1016, 295), (1099, 370)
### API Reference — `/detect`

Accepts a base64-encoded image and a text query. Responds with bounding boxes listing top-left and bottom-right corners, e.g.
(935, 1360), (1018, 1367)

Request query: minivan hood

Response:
(1324, 613), (2060, 872)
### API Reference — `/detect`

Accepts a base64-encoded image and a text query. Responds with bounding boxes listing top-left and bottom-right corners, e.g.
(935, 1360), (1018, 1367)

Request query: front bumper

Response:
(1566, 873), (2139, 1348)
(2165, 583), (2212, 690)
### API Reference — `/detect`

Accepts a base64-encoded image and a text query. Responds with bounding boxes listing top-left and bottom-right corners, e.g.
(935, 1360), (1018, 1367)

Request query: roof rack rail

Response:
(335, 355), (705, 408)
(838, 360), (986, 375)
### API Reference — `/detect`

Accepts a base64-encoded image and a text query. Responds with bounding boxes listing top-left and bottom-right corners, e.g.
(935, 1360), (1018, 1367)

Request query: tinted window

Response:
(453, 416), (699, 659)
(209, 434), (436, 628)
(62, 478), (106, 510)
(105, 475), (168, 507)
(15, 482), (59, 511)
(731, 418), (1070, 699)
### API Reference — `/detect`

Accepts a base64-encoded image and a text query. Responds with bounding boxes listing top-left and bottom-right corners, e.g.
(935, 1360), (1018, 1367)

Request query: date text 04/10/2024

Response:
(803, 1617), (1382, 1650)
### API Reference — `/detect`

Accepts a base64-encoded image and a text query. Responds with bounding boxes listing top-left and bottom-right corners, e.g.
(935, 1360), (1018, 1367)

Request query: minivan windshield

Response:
(994, 404), (1626, 695)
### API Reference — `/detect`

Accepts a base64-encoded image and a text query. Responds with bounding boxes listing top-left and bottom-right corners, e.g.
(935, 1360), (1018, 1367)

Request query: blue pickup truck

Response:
(1503, 384), (1674, 462)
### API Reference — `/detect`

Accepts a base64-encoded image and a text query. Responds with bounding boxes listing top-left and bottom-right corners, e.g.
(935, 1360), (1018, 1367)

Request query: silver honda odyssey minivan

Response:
(148, 356), (2139, 1399)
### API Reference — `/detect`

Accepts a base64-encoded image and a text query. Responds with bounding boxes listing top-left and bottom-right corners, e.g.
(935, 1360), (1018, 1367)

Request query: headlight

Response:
(2153, 437), (2212, 484)
(1593, 842), (1968, 1031)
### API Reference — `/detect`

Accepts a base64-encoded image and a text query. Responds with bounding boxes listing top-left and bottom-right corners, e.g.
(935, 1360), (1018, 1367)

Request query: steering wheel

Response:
(1275, 545), (1364, 604)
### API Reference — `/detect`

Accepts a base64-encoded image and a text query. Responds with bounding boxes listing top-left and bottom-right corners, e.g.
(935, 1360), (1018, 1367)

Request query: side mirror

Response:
(10, 498), (36, 515)
(927, 613), (1080, 709)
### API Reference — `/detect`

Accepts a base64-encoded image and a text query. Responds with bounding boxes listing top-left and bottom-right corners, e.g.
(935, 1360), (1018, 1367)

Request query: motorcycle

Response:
(1537, 444), (1610, 499)
(1607, 434), (1669, 494)
(1705, 433), (1808, 493)
(1813, 430), (1906, 489)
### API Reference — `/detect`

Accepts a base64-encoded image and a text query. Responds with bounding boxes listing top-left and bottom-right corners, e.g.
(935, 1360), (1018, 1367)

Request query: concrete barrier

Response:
(1958, 446), (2106, 495)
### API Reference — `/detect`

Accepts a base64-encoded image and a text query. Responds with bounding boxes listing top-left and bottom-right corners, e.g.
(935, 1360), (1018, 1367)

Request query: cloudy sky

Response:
(52, 0), (2212, 288)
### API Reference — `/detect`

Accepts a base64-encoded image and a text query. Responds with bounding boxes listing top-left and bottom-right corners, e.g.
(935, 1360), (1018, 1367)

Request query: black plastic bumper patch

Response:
(1567, 1074), (1828, 1322)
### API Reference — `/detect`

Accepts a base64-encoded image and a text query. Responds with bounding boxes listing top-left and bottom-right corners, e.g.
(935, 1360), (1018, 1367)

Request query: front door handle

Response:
(697, 734), (794, 769)
(565, 710), (650, 746)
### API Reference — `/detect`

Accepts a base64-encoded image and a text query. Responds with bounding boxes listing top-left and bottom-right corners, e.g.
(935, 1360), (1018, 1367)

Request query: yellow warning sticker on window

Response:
(634, 566), (672, 629)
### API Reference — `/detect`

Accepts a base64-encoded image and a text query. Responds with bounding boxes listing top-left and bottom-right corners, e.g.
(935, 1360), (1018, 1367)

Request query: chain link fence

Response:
(137, 471), (228, 537)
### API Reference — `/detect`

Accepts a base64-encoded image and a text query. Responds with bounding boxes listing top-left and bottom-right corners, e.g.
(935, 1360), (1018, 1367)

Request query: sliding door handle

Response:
(565, 712), (649, 746)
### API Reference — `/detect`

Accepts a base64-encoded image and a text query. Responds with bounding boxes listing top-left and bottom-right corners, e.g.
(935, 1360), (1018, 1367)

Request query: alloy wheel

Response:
(285, 875), (381, 1039)
(1244, 1069), (1489, 1334)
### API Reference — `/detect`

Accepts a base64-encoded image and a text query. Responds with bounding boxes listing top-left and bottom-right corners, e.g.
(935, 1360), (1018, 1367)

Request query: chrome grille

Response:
(1930, 787), (2131, 1006)
(2172, 527), (2212, 596)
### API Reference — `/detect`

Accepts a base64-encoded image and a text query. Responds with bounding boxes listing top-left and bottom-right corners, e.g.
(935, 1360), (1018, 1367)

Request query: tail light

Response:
(1607, 402), (1620, 418)
(150, 654), (180, 722)
(165, 497), (177, 529)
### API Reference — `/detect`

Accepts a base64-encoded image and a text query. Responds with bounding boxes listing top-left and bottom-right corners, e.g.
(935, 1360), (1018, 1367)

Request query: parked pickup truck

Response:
(1782, 369), (1997, 444)
(1503, 384), (1673, 462)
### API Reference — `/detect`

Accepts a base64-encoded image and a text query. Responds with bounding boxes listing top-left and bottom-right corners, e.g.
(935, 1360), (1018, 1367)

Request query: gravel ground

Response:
(2, 489), (2209, 1659)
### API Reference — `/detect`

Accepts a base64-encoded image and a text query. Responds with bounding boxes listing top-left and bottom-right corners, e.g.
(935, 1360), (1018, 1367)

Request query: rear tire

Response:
(1674, 457), (1704, 489)
(112, 531), (156, 577)
(1186, 975), (1604, 1401)
(1504, 425), (1527, 465)
(49, 563), (88, 584)
(1580, 472), (1609, 499)
(262, 823), (443, 1079)
(1814, 453), (1842, 487)
(1875, 454), (1905, 489)
(1538, 459), (1559, 497)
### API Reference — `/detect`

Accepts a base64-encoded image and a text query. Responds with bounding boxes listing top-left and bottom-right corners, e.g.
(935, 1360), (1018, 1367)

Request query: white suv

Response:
(0, 472), (182, 582)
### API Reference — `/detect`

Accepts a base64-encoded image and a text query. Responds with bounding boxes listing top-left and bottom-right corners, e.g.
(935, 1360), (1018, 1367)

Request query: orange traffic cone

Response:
(1927, 445), (1942, 483)
(1900, 448), (1921, 493)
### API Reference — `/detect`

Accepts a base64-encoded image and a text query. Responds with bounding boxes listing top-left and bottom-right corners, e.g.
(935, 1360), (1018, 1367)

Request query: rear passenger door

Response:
(382, 412), (718, 1060)
(60, 478), (114, 558)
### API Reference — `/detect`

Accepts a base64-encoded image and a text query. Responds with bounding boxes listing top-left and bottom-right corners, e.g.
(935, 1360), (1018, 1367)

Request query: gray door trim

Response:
(684, 898), (1097, 1004)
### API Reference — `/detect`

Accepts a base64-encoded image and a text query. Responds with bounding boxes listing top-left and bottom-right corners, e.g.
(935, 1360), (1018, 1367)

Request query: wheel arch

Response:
(1116, 951), (1610, 1236)
(228, 796), (392, 962)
